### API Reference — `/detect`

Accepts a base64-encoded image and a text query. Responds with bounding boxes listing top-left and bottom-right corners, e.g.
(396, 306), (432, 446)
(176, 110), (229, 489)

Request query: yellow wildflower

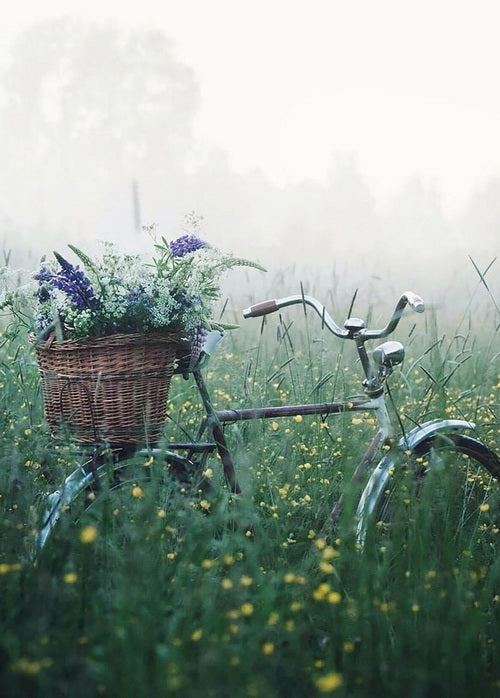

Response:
(241, 603), (254, 617)
(327, 591), (342, 604)
(322, 546), (340, 560)
(315, 671), (343, 692)
(79, 525), (98, 544)
(0, 563), (21, 575)
(319, 561), (335, 575)
(312, 583), (331, 601)
(267, 612), (279, 626)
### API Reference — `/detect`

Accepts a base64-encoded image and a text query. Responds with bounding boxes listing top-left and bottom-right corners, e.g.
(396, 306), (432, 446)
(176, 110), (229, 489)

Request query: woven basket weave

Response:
(33, 332), (179, 445)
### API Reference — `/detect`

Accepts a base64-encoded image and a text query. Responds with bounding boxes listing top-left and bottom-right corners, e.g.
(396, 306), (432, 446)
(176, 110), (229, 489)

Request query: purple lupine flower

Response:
(34, 267), (53, 283)
(34, 267), (53, 302)
(35, 253), (100, 311)
(126, 285), (152, 314)
(127, 285), (147, 303)
(169, 234), (208, 258)
(189, 325), (208, 369)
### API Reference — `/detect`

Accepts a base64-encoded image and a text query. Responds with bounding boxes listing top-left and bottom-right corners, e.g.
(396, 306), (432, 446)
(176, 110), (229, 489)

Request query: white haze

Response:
(0, 0), (498, 314)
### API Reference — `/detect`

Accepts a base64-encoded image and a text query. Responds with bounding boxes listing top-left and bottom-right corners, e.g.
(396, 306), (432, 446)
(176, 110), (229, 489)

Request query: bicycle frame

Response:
(187, 362), (394, 510)
(181, 291), (422, 494)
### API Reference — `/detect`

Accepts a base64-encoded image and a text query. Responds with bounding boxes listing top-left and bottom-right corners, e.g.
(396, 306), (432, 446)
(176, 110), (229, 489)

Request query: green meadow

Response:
(0, 269), (498, 697)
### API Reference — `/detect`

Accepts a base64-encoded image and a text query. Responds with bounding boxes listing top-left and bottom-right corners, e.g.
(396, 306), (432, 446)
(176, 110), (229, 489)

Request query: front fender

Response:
(397, 418), (475, 451)
(355, 419), (476, 537)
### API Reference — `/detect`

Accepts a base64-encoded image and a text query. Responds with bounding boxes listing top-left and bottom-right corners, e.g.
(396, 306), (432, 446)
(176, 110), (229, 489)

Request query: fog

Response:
(0, 15), (498, 313)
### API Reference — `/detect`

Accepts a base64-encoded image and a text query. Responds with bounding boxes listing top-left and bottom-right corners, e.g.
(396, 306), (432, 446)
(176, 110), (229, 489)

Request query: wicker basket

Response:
(33, 332), (179, 445)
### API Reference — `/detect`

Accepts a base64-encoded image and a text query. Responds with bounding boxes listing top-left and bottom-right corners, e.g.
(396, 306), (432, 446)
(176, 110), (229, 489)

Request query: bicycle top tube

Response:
(243, 291), (424, 341)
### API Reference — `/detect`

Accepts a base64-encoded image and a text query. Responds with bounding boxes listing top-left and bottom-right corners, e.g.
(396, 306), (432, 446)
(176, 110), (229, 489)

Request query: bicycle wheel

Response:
(32, 446), (207, 556)
(356, 433), (500, 562)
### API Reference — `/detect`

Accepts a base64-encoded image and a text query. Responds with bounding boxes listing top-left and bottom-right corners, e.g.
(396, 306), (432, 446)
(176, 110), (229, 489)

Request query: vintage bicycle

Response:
(33, 290), (500, 553)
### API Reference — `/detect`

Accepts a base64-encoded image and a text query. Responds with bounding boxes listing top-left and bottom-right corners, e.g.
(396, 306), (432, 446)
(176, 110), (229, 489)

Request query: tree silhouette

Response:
(0, 18), (199, 241)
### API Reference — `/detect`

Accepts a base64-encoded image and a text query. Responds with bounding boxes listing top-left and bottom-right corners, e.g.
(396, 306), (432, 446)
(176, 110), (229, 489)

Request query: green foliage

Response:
(0, 277), (498, 698)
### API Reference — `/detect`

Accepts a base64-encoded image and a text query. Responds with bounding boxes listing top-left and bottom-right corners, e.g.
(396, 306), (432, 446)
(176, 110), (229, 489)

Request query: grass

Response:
(0, 273), (499, 697)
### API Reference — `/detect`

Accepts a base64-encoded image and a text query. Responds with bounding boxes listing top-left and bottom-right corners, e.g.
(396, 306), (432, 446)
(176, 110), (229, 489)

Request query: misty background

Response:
(0, 11), (498, 314)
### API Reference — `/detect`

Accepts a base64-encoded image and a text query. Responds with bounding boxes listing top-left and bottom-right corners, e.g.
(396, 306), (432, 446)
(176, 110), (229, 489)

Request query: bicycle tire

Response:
(32, 447), (207, 556)
(356, 432), (500, 560)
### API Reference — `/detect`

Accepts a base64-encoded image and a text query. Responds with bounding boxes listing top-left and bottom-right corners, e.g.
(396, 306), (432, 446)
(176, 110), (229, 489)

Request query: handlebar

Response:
(243, 291), (424, 341)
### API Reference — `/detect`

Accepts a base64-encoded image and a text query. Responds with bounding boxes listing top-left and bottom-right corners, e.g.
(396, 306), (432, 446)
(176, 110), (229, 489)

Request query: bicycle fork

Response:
(327, 395), (395, 525)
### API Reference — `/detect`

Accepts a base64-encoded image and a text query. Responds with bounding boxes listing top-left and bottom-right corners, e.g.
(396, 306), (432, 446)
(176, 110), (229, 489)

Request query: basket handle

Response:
(59, 378), (99, 444)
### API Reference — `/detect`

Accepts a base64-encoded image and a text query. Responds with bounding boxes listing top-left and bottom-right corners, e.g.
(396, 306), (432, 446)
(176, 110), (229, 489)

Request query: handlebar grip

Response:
(243, 299), (279, 318)
(404, 292), (425, 313)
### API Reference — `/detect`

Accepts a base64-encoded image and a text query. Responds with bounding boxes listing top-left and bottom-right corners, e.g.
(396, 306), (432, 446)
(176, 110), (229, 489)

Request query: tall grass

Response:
(0, 269), (498, 697)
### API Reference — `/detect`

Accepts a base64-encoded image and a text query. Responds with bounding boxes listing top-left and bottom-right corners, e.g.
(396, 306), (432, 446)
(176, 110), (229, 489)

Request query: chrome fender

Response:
(356, 419), (476, 541)
(397, 418), (475, 451)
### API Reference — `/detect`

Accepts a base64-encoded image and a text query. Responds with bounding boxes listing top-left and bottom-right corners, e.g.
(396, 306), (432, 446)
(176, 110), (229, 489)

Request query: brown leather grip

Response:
(244, 299), (279, 317)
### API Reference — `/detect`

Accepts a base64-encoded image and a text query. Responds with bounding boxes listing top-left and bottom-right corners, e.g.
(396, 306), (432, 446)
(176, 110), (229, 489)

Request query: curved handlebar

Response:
(243, 291), (424, 341)
(243, 295), (349, 337)
(362, 291), (424, 340)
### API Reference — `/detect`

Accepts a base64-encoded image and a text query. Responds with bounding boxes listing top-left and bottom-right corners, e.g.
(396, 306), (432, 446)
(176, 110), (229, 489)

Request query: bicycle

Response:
(33, 290), (500, 555)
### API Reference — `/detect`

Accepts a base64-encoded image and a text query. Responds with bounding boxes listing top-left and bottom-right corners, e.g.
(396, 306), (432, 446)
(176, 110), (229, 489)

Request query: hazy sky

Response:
(2, 0), (500, 216)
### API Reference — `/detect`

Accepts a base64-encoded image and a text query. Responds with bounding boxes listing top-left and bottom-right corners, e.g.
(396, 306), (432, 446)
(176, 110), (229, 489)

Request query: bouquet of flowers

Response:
(1, 222), (265, 444)
(32, 229), (264, 343)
